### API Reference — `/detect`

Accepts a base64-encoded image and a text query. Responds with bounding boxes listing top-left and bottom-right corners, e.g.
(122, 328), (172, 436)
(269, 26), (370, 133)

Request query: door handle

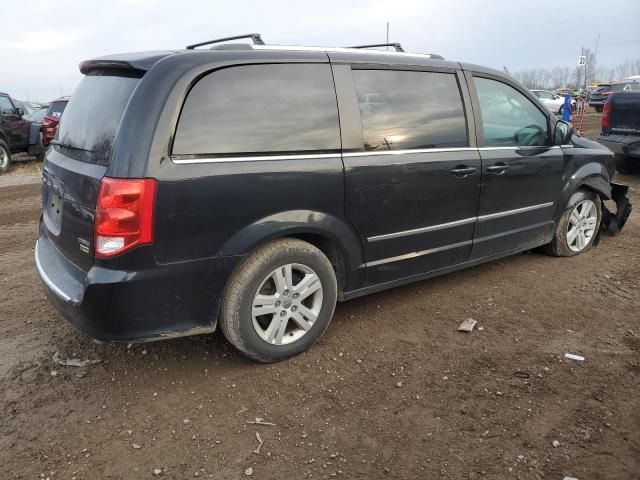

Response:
(450, 166), (477, 177)
(486, 163), (509, 174)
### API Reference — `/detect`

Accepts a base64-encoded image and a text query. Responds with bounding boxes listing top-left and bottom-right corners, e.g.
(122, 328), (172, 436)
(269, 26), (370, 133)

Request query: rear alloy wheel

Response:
(220, 238), (337, 362)
(0, 141), (11, 173)
(251, 263), (324, 345)
(543, 189), (602, 257)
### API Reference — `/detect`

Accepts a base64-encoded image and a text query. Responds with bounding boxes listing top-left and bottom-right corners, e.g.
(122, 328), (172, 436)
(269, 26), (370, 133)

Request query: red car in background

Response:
(41, 97), (70, 146)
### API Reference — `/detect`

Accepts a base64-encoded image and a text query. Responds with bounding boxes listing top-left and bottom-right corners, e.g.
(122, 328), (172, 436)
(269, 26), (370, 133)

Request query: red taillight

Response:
(42, 116), (56, 127)
(95, 177), (157, 258)
(602, 91), (611, 96)
(602, 100), (612, 130)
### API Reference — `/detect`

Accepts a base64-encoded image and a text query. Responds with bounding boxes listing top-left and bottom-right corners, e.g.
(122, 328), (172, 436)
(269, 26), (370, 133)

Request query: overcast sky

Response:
(1, 0), (639, 102)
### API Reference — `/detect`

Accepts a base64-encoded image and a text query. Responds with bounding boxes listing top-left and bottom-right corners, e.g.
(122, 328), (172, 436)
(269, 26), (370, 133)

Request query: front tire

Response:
(220, 238), (337, 362)
(0, 140), (11, 173)
(544, 189), (602, 257)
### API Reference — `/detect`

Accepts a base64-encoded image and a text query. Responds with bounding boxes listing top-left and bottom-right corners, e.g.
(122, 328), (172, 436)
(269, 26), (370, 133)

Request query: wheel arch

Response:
(558, 162), (611, 214)
(218, 210), (367, 294)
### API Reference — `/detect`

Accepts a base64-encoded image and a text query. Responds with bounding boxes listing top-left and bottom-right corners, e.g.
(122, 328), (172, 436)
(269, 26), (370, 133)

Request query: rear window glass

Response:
(46, 101), (68, 118)
(56, 71), (140, 164)
(352, 69), (468, 151)
(173, 64), (340, 156)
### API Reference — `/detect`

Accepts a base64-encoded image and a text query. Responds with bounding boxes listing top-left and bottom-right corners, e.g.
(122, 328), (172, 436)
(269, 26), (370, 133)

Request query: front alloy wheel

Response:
(566, 199), (599, 252)
(543, 189), (602, 257)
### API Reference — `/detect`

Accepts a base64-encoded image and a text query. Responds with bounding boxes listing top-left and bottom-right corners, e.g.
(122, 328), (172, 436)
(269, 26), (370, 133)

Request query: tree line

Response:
(512, 49), (640, 90)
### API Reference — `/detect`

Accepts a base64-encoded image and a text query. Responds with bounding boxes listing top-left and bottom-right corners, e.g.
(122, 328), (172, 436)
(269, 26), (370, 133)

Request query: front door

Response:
(469, 75), (565, 259)
(342, 67), (481, 285)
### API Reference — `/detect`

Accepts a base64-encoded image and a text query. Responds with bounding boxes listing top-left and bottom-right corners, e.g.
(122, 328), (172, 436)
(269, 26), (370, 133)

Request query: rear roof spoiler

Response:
(79, 51), (178, 74)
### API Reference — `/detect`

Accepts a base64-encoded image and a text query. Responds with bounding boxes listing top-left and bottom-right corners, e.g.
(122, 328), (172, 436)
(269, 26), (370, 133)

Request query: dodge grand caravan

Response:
(36, 35), (631, 362)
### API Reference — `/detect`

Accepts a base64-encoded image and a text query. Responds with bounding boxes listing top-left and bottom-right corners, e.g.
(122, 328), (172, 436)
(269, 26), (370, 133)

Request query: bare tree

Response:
(514, 58), (640, 89)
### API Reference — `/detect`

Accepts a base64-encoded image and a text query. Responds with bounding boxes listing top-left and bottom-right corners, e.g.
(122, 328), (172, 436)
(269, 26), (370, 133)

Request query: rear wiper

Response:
(50, 140), (92, 152)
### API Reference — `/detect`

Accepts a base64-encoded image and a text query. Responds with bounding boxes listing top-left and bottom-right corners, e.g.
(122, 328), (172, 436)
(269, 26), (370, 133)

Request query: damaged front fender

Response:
(601, 182), (632, 235)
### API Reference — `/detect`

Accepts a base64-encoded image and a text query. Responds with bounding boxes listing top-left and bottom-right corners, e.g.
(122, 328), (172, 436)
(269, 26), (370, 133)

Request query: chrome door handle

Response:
(450, 166), (477, 177)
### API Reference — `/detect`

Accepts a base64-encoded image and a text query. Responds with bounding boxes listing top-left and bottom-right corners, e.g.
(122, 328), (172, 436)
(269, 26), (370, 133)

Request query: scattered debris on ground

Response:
(458, 318), (477, 332)
(53, 351), (101, 367)
(564, 353), (585, 362)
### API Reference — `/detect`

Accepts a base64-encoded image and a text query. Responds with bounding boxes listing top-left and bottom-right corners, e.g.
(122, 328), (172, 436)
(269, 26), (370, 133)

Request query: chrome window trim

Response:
(477, 202), (554, 221)
(343, 147), (476, 157)
(367, 217), (476, 243)
(34, 240), (72, 302)
(172, 145), (564, 163)
(366, 240), (472, 267)
(477, 145), (561, 151)
(171, 153), (342, 164)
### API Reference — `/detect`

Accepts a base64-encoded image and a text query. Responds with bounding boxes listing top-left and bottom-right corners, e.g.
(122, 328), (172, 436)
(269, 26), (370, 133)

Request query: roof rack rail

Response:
(186, 33), (265, 50)
(348, 43), (405, 52)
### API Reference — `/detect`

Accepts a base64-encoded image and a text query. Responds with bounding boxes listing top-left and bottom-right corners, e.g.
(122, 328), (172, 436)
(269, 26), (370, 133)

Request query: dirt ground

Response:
(1, 114), (639, 479)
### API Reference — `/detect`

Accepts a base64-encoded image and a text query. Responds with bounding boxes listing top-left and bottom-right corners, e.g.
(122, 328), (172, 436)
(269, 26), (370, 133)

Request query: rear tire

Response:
(614, 153), (633, 175)
(543, 189), (602, 257)
(0, 140), (11, 173)
(220, 238), (337, 362)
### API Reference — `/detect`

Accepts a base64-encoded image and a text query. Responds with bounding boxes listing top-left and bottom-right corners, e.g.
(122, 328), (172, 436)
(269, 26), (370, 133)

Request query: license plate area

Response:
(42, 174), (64, 236)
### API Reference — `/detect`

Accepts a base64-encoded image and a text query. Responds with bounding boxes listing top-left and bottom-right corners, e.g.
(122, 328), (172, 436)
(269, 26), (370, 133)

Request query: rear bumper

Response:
(598, 135), (640, 158)
(35, 226), (243, 342)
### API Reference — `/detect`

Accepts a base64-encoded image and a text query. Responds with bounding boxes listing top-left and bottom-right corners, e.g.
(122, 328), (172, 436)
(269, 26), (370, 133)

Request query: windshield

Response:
(56, 70), (141, 164)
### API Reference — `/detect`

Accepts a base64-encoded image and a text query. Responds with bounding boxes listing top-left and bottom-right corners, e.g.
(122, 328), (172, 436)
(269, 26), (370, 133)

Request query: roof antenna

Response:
(386, 22), (389, 51)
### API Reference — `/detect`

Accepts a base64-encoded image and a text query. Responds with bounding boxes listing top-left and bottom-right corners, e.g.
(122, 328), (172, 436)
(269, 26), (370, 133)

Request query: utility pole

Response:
(386, 22), (389, 51)
(583, 46), (587, 91)
(592, 32), (600, 83)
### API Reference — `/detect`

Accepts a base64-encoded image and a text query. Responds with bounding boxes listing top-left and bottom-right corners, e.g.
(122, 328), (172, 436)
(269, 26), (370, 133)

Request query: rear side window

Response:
(173, 64), (340, 156)
(56, 71), (140, 164)
(46, 101), (68, 118)
(351, 69), (468, 151)
(474, 77), (548, 147)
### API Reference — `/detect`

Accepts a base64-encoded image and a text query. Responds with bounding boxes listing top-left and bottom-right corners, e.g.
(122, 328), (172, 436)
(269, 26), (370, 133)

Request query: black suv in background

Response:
(35, 35), (632, 362)
(598, 87), (640, 173)
(589, 82), (640, 112)
(0, 92), (44, 171)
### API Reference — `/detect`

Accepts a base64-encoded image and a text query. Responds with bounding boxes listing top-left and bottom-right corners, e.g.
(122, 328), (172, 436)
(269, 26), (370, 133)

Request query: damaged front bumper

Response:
(601, 182), (632, 235)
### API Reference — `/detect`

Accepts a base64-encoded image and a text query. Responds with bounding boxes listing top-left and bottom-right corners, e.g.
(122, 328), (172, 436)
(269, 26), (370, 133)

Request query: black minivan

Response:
(36, 35), (631, 362)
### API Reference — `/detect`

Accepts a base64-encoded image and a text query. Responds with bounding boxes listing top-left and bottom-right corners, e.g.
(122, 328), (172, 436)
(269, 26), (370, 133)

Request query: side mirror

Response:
(553, 120), (573, 145)
(16, 107), (24, 117)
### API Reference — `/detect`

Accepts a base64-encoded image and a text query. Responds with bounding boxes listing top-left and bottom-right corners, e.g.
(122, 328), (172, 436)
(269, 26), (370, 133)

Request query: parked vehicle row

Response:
(35, 37), (631, 362)
(0, 92), (44, 172)
(589, 81), (640, 112)
(0, 93), (69, 171)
